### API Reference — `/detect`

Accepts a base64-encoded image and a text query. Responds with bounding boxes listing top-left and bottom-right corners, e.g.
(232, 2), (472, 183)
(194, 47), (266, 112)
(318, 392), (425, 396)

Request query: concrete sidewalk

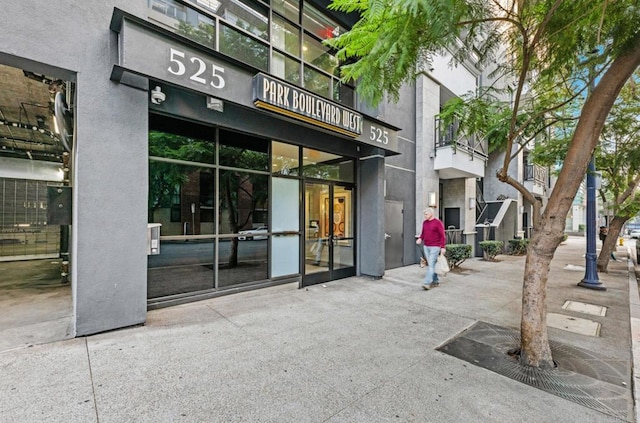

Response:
(0, 236), (636, 422)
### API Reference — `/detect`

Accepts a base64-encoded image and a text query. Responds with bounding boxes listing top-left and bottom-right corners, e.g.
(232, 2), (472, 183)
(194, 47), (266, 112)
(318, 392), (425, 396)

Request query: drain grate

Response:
(437, 321), (631, 421)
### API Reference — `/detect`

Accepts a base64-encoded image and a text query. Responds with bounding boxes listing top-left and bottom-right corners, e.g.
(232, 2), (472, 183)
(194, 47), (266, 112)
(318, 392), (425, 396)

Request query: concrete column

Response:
(415, 74), (441, 232)
(359, 153), (385, 278)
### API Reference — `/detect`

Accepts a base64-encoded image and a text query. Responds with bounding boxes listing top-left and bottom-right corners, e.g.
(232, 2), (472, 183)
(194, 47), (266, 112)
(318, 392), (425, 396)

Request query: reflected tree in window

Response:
(148, 131), (215, 223)
(219, 24), (269, 71)
(219, 146), (269, 267)
(176, 20), (216, 47)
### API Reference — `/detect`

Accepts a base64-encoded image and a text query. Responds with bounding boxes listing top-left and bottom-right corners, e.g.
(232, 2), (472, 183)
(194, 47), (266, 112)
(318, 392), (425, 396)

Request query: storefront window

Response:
(219, 134), (269, 171)
(302, 148), (354, 182)
(219, 23), (269, 71)
(271, 141), (299, 175)
(218, 169), (269, 235)
(271, 15), (300, 57)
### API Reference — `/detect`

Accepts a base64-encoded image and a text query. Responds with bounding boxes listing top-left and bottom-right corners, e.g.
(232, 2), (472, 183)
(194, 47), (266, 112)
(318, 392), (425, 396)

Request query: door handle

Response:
(384, 233), (391, 239)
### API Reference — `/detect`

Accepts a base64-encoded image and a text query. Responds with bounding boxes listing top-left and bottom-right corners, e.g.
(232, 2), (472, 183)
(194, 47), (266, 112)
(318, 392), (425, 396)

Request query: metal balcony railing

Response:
(434, 118), (488, 160)
(524, 164), (547, 185)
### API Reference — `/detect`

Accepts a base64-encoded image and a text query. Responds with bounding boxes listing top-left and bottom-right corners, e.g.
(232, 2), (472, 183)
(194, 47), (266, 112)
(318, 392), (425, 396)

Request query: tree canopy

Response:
(327, 0), (640, 368)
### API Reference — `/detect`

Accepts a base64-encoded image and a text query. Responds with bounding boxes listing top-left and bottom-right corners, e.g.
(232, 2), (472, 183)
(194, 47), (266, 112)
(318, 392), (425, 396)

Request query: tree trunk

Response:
(597, 216), (626, 272)
(517, 39), (640, 368)
(519, 216), (561, 369)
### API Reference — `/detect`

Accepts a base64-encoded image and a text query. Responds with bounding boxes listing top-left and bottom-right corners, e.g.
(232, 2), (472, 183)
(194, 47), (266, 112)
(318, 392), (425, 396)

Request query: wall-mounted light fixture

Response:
(469, 198), (475, 209)
(207, 96), (224, 112)
(520, 206), (525, 213)
(427, 192), (437, 207)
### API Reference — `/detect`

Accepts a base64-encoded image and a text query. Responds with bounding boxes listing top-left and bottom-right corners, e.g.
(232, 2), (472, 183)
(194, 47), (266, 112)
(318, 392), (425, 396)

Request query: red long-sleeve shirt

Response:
(419, 218), (446, 248)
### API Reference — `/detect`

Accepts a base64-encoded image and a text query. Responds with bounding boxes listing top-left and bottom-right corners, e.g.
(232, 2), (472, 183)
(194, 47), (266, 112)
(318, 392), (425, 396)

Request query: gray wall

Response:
(359, 155), (386, 277)
(382, 83), (418, 265)
(2, 1), (149, 335)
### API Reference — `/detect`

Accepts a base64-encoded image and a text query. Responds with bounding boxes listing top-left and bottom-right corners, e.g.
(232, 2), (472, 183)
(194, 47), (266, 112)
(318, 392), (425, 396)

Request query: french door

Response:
(303, 182), (355, 286)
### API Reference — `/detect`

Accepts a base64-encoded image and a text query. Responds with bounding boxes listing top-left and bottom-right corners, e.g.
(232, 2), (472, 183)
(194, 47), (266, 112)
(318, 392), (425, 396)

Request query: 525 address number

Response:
(369, 125), (389, 145)
(167, 48), (226, 89)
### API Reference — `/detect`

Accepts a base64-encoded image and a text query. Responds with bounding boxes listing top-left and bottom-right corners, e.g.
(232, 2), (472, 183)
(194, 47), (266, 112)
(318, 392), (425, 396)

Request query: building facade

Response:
(1, 0), (400, 337)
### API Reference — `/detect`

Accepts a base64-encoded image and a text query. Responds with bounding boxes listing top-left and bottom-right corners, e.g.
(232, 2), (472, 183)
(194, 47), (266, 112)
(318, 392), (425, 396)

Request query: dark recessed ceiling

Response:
(0, 64), (72, 162)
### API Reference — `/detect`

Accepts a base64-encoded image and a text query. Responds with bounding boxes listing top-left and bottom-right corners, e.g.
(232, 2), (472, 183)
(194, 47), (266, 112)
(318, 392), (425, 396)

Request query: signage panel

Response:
(110, 11), (400, 154)
(253, 74), (362, 137)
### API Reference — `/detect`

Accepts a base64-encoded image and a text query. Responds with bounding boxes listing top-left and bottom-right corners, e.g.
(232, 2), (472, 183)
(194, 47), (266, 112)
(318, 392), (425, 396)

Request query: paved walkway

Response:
(1, 236), (637, 422)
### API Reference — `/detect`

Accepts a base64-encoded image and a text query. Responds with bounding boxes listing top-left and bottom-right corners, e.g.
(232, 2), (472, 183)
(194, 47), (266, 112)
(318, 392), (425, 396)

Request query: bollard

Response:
(619, 237), (624, 246)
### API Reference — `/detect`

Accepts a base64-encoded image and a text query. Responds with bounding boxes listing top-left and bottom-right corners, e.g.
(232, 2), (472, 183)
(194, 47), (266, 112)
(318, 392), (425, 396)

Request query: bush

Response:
(508, 239), (529, 255)
(445, 244), (472, 269)
(578, 224), (586, 232)
(479, 240), (504, 261)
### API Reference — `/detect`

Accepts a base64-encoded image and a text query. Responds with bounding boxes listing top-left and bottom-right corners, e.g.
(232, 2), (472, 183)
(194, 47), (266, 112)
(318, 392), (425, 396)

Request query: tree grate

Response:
(437, 321), (632, 421)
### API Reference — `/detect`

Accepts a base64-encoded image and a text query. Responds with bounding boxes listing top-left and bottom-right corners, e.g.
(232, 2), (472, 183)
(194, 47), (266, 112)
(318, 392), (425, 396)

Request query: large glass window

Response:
(184, 0), (269, 40)
(218, 169), (269, 235)
(303, 35), (338, 74)
(302, 3), (343, 40)
(303, 66), (331, 98)
(271, 15), (300, 57)
(219, 23), (269, 71)
(302, 148), (354, 182)
(272, 0), (300, 23)
(271, 51), (300, 85)
(271, 141), (299, 175)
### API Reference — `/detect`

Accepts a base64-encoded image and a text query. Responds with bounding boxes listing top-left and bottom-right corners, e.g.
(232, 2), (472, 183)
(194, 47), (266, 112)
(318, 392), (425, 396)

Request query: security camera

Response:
(150, 86), (166, 105)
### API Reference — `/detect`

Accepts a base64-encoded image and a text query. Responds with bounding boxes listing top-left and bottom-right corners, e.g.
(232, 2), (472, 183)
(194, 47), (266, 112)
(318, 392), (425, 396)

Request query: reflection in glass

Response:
(302, 148), (354, 182)
(271, 15), (300, 57)
(333, 82), (355, 108)
(304, 183), (328, 273)
(302, 2), (343, 41)
(271, 141), (299, 175)
(332, 185), (354, 269)
(149, 0), (216, 47)
(303, 36), (338, 74)
(272, 51), (301, 85)
(147, 238), (215, 298)
(219, 134), (269, 171)
(218, 170), (269, 235)
(303, 66), (331, 98)
(272, 0), (300, 23)
(218, 236), (268, 287)
(219, 24), (269, 71)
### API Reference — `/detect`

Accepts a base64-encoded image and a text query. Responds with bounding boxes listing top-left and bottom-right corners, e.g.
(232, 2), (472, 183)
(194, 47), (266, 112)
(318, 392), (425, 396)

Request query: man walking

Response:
(415, 207), (446, 290)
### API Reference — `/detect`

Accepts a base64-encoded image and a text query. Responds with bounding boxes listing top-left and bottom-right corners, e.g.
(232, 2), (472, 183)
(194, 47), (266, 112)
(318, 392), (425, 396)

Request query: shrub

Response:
(508, 239), (529, 255)
(562, 234), (568, 242)
(479, 240), (504, 261)
(445, 244), (472, 269)
(578, 224), (586, 232)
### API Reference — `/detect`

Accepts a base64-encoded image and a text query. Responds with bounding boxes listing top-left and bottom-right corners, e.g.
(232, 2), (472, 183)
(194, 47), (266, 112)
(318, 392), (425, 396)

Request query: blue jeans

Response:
(422, 246), (440, 287)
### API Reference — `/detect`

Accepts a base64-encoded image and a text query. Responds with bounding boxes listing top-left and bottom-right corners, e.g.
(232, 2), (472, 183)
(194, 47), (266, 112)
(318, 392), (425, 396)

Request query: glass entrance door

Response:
(303, 182), (355, 286)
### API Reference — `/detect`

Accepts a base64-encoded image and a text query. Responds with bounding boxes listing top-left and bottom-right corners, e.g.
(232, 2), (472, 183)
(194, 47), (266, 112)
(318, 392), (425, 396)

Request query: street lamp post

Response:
(578, 54), (605, 291)
(578, 156), (605, 290)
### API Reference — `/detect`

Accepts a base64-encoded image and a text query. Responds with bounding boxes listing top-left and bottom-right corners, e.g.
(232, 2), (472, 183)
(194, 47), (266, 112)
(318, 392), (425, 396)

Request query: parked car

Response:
(238, 226), (268, 240)
(630, 229), (640, 239)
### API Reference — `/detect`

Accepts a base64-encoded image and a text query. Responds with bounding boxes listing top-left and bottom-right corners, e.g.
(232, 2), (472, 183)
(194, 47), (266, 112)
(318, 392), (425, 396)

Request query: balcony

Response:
(434, 119), (487, 179)
(523, 164), (547, 196)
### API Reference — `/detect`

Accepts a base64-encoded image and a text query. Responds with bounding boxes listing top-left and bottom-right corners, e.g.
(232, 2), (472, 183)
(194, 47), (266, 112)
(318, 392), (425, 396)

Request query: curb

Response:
(627, 249), (640, 422)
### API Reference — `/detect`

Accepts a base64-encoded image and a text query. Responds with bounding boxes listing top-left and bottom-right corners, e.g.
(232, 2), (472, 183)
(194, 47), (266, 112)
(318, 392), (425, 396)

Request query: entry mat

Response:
(437, 321), (632, 421)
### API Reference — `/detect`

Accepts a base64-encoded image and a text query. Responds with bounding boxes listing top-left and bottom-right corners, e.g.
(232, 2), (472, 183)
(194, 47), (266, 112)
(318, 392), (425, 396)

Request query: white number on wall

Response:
(167, 48), (226, 89)
(369, 126), (389, 145)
